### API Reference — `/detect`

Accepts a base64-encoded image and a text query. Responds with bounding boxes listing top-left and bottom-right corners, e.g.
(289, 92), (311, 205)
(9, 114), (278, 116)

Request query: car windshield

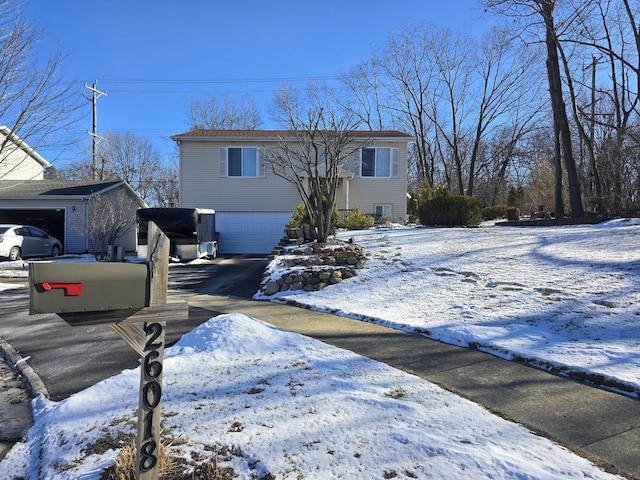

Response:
(0, 227), (9, 234)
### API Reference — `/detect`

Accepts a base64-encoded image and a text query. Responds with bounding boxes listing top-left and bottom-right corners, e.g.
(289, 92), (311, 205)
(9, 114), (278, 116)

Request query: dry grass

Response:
(100, 437), (235, 480)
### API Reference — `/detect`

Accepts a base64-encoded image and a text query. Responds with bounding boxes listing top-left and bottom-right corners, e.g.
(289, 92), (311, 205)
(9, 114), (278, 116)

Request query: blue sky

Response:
(24, 1), (490, 166)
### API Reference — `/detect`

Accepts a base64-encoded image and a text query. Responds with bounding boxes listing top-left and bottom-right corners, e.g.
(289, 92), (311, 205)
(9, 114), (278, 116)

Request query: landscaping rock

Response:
(259, 241), (368, 296)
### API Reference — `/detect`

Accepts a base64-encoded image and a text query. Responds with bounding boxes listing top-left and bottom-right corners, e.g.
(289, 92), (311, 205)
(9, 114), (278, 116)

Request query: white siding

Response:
(64, 202), (88, 253)
(0, 145), (46, 180)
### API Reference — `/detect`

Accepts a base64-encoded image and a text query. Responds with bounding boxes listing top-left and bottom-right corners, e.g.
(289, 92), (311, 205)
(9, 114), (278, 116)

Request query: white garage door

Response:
(216, 212), (292, 254)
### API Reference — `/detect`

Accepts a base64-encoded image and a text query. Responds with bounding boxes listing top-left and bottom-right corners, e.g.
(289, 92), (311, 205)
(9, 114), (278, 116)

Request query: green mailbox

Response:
(29, 262), (150, 315)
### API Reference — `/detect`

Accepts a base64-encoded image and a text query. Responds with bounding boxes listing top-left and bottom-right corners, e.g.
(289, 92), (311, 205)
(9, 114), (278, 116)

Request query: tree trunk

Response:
(542, 1), (584, 217)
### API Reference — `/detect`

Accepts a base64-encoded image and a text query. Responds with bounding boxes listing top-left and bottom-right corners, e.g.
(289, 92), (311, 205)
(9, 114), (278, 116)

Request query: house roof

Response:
(0, 126), (52, 169)
(172, 129), (414, 142)
(0, 179), (148, 207)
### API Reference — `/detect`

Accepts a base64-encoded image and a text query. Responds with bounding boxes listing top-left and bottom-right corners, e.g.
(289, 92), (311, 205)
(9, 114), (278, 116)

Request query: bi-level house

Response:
(172, 129), (414, 254)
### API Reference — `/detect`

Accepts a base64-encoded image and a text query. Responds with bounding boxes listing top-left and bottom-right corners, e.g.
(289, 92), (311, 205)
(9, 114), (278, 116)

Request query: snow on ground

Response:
(0, 314), (624, 479)
(1, 221), (637, 479)
(260, 219), (640, 396)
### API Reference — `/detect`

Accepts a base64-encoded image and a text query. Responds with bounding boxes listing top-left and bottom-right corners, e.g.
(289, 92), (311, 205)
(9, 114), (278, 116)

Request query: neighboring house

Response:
(0, 126), (52, 180)
(0, 180), (147, 254)
(172, 129), (414, 254)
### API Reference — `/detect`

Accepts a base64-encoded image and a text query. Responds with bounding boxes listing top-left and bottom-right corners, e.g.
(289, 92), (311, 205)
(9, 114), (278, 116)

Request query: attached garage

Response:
(216, 212), (291, 254)
(0, 208), (66, 248)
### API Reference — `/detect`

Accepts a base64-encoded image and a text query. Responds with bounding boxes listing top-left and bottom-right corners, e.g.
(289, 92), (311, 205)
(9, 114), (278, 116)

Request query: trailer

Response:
(137, 208), (218, 261)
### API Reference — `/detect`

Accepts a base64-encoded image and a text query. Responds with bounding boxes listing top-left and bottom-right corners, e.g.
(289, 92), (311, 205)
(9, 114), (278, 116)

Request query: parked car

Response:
(0, 224), (62, 261)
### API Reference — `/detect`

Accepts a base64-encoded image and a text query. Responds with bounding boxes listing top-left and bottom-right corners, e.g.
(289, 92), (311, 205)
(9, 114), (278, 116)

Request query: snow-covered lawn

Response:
(261, 219), (640, 397)
(1, 221), (637, 479)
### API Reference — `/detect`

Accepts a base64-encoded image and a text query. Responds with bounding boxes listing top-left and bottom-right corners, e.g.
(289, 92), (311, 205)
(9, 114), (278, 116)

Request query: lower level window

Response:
(375, 205), (392, 218)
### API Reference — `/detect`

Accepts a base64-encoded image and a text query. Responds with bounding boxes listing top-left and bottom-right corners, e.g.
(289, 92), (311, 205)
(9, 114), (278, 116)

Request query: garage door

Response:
(216, 212), (292, 254)
(0, 208), (65, 251)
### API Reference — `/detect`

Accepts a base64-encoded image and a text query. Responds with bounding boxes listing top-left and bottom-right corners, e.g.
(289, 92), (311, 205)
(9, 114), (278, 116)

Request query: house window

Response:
(221, 147), (261, 177)
(361, 148), (396, 177)
(375, 205), (392, 218)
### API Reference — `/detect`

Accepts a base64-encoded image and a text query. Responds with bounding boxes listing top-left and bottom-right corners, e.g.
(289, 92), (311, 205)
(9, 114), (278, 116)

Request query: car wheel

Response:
(51, 245), (61, 257)
(8, 246), (21, 261)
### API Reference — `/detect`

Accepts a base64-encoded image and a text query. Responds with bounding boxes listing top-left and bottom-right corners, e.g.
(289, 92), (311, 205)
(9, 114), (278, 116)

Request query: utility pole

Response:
(84, 80), (107, 180)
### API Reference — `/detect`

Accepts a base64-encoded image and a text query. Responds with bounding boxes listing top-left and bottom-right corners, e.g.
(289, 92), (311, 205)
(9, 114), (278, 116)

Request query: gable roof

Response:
(172, 129), (414, 142)
(0, 179), (147, 206)
(0, 126), (52, 169)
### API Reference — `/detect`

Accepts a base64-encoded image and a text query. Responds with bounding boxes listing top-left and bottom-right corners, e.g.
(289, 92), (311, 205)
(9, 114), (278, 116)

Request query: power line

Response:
(99, 75), (343, 85)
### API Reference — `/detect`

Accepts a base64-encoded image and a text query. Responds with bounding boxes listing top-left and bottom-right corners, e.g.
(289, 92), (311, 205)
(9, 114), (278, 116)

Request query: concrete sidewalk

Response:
(178, 292), (640, 480)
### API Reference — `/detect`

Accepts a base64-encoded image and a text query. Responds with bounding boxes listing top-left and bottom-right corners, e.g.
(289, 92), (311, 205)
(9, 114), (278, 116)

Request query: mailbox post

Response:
(29, 221), (187, 480)
(135, 221), (168, 480)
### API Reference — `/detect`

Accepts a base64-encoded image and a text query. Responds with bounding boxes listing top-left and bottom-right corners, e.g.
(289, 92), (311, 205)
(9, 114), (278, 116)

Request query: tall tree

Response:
(367, 26), (440, 189)
(0, 1), (81, 176)
(153, 158), (180, 207)
(186, 92), (262, 130)
(566, 0), (639, 212)
(57, 131), (171, 206)
(466, 27), (544, 197)
(349, 23), (544, 200)
(264, 84), (363, 243)
(98, 132), (162, 203)
(487, 0), (584, 217)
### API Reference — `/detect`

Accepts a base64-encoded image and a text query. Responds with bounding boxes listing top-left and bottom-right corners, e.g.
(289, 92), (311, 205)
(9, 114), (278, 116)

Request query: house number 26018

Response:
(139, 322), (164, 473)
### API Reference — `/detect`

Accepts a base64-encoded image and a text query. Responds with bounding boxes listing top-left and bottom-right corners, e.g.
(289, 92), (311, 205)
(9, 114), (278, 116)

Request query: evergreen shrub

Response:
(482, 205), (509, 220)
(419, 192), (482, 226)
(339, 207), (374, 230)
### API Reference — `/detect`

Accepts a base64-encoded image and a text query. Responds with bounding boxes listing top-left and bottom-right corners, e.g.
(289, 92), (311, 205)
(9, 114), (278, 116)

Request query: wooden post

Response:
(136, 221), (169, 480)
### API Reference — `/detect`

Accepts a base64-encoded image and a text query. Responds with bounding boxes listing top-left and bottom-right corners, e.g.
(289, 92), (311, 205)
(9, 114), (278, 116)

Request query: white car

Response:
(0, 224), (62, 261)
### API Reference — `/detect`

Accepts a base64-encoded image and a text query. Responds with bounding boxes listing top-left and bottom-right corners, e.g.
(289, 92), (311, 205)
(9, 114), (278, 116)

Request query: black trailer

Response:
(137, 208), (218, 261)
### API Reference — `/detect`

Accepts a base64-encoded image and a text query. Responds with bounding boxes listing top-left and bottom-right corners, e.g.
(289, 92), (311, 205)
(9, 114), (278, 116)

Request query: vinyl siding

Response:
(180, 141), (300, 212)
(179, 136), (410, 224)
(347, 142), (408, 223)
(0, 149), (45, 180)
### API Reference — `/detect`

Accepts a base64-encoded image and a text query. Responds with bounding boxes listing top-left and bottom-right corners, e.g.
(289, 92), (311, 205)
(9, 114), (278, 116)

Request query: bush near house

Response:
(339, 207), (374, 230)
(482, 205), (509, 220)
(289, 203), (340, 229)
(418, 187), (482, 226)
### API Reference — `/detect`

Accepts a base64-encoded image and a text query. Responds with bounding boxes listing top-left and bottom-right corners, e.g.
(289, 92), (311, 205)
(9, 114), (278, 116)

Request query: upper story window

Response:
(220, 147), (264, 177)
(360, 147), (398, 177)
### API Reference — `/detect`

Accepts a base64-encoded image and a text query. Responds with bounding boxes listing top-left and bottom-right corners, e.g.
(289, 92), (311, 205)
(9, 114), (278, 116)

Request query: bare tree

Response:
(186, 92), (262, 130)
(564, 0), (640, 212)
(351, 23), (544, 202)
(466, 27), (545, 197)
(341, 61), (390, 131)
(78, 188), (138, 260)
(368, 26), (440, 189)
(486, 0), (584, 217)
(153, 158), (180, 207)
(98, 132), (162, 202)
(0, 1), (82, 175)
(264, 84), (364, 243)
(57, 131), (169, 206)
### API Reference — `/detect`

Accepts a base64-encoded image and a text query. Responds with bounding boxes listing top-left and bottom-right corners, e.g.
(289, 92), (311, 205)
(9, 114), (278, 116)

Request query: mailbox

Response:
(29, 262), (150, 315)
